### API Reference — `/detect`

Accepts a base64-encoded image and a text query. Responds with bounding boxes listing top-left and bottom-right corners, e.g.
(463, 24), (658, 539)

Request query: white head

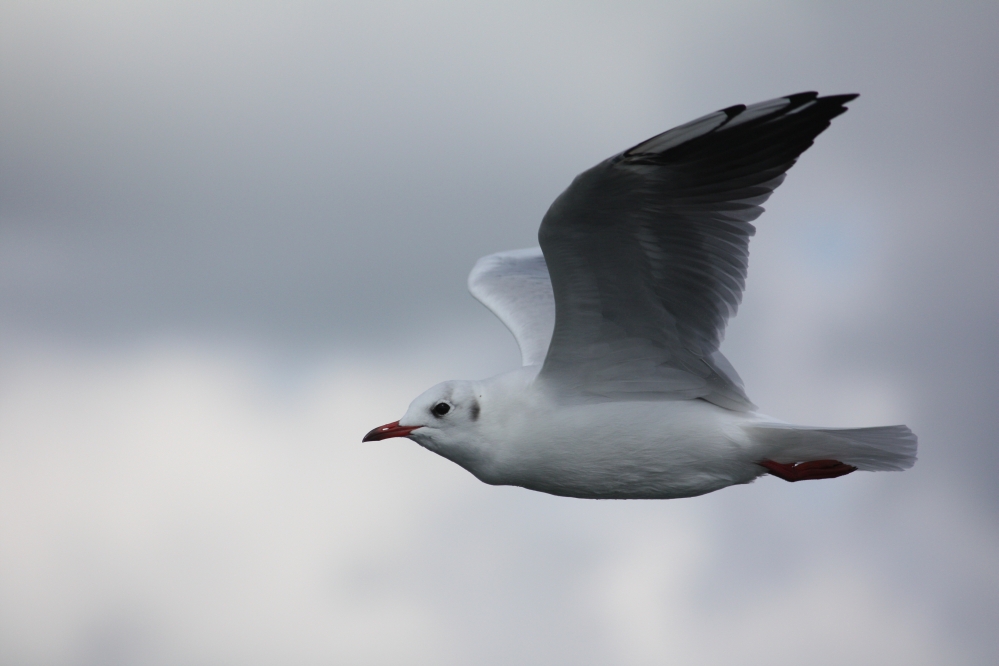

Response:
(362, 379), (495, 476)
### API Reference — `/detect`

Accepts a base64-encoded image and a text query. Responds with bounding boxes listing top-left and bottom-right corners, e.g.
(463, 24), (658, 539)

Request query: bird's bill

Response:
(362, 420), (421, 442)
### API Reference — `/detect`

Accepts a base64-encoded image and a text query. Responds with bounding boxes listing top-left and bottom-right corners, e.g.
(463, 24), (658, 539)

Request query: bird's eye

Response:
(432, 402), (451, 417)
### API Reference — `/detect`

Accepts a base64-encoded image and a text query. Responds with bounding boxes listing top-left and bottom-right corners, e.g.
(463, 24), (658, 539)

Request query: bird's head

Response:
(362, 379), (488, 463)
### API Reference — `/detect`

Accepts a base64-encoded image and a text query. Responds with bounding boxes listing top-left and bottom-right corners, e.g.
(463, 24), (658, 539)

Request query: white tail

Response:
(747, 423), (918, 472)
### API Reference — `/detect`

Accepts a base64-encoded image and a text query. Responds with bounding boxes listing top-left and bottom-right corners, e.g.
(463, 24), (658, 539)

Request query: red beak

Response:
(362, 420), (421, 442)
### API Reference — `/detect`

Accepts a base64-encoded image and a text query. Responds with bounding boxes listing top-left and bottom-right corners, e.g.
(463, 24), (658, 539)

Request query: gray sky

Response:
(1, 2), (997, 665)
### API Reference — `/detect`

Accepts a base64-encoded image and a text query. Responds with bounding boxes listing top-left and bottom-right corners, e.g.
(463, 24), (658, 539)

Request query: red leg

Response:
(758, 459), (857, 482)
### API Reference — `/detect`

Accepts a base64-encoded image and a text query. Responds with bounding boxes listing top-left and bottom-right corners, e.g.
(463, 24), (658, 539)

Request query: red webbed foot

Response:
(758, 459), (858, 482)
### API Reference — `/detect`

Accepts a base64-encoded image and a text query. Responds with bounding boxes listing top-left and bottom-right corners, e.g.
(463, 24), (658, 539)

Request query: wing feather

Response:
(468, 248), (555, 366)
(537, 92), (857, 410)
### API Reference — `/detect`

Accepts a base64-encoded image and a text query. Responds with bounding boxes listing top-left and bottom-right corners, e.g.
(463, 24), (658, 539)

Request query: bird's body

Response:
(407, 367), (762, 499)
(364, 92), (917, 499)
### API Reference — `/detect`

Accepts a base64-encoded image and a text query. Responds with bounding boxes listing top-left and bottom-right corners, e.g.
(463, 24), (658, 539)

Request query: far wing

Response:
(468, 247), (555, 366)
(538, 92), (857, 410)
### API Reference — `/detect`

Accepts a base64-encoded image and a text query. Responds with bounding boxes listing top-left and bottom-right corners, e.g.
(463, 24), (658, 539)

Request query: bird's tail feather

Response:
(746, 423), (917, 472)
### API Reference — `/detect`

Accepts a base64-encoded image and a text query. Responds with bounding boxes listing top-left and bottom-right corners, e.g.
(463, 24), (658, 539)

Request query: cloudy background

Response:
(1, 2), (997, 664)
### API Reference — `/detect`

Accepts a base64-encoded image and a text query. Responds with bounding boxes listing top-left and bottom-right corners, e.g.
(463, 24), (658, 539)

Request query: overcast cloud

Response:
(1, 2), (997, 665)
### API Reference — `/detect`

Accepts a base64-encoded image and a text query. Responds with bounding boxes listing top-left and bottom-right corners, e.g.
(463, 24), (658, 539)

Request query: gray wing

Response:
(537, 92), (857, 410)
(467, 246), (745, 381)
(468, 247), (555, 366)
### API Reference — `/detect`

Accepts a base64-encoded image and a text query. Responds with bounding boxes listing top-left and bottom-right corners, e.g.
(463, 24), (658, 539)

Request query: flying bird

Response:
(364, 92), (917, 499)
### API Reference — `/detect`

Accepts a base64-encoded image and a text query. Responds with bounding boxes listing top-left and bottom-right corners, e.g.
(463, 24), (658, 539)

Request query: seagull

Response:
(363, 92), (917, 499)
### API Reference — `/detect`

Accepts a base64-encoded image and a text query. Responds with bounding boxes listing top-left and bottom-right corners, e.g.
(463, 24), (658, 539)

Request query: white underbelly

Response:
(490, 399), (765, 499)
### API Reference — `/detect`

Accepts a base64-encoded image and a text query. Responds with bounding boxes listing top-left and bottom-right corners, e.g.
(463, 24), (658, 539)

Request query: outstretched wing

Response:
(468, 247), (555, 366)
(538, 92), (857, 410)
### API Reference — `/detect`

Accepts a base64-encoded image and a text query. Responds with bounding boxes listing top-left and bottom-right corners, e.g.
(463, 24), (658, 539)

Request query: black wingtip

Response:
(619, 91), (860, 166)
(784, 91), (858, 105)
(779, 92), (858, 119)
(829, 92), (860, 103)
(807, 92), (860, 121)
(720, 103), (747, 120)
(784, 91), (819, 106)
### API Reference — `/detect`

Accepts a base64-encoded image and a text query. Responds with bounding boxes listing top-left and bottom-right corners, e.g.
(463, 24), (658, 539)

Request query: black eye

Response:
(432, 402), (451, 417)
